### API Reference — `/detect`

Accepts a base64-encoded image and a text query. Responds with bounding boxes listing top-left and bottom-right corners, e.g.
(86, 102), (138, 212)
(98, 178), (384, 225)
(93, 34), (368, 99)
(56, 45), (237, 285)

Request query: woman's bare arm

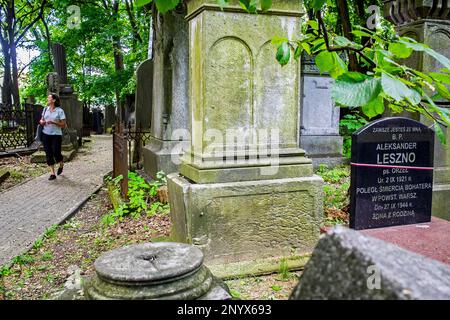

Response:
(47, 119), (66, 128)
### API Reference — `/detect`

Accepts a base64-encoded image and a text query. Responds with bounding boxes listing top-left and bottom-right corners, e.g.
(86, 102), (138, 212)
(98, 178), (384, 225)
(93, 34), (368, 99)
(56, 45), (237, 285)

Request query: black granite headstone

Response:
(350, 117), (434, 230)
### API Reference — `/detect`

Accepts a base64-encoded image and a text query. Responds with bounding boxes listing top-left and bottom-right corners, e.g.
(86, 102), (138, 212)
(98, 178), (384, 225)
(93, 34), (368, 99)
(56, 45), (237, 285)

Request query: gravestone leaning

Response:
(383, 0), (450, 220)
(350, 117), (434, 230)
(167, 0), (324, 277)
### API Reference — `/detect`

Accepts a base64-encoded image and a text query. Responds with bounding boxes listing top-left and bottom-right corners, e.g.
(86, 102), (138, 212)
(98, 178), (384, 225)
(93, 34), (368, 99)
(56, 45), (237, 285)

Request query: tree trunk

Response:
(6, 0), (19, 105)
(336, 0), (359, 71)
(354, 0), (370, 46)
(149, 1), (156, 60)
(10, 38), (20, 105)
(111, 1), (125, 123)
(1, 0), (48, 105)
(124, 0), (142, 47)
(1, 40), (12, 105)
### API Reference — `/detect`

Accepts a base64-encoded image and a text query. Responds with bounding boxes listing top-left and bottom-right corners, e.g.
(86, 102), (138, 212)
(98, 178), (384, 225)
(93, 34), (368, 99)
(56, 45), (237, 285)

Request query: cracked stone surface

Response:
(94, 242), (204, 283)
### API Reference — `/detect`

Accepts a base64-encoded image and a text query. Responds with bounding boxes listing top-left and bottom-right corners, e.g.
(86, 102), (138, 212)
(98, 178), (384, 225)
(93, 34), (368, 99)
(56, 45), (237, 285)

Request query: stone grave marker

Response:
(134, 59), (153, 130)
(350, 117), (434, 230)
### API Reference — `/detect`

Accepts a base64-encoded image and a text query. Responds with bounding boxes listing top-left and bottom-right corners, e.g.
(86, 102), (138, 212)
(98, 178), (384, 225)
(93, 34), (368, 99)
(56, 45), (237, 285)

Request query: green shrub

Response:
(339, 113), (368, 158)
(102, 171), (169, 226)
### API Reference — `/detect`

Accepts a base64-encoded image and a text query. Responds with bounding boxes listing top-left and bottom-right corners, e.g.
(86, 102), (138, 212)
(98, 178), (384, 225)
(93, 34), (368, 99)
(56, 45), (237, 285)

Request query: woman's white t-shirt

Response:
(42, 107), (66, 136)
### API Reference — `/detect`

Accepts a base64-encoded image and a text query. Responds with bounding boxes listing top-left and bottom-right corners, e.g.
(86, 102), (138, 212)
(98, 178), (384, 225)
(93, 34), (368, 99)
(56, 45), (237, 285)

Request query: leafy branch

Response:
(274, 1), (450, 144)
(132, 0), (450, 144)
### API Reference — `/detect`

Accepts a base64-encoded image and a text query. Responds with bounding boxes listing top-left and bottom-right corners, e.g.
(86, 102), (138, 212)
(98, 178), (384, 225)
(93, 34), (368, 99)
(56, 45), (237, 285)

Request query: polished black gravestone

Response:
(350, 117), (434, 230)
(83, 242), (231, 300)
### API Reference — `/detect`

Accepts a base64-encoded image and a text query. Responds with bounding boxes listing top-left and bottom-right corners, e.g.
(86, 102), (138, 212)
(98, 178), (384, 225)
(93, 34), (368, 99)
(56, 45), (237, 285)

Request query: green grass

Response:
(229, 289), (242, 300)
(316, 164), (349, 183)
(8, 170), (25, 180)
(41, 252), (53, 261)
(315, 164), (350, 225)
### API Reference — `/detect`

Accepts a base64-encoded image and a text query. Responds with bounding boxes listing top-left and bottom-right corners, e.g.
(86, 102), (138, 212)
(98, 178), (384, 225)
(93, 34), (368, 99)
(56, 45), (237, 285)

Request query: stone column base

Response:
(142, 137), (189, 179)
(167, 173), (324, 277)
(300, 135), (346, 168)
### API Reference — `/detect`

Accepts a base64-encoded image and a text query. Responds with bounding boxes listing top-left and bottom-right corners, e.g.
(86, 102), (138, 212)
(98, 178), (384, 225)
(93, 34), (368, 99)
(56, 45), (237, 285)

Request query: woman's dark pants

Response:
(42, 133), (63, 166)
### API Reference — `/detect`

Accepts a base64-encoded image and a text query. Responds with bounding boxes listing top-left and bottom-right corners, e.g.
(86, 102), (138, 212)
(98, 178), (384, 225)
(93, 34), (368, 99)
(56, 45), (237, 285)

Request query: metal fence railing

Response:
(0, 103), (44, 152)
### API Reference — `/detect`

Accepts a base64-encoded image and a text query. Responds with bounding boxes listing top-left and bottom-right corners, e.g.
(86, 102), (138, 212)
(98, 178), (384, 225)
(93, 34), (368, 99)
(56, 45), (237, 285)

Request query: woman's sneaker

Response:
(49, 174), (56, 181)
(57, 166), (63, 175)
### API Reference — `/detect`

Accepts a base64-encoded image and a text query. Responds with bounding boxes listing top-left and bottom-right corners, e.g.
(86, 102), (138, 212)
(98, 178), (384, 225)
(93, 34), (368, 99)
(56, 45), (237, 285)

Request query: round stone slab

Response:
(94, 242), (204, 284)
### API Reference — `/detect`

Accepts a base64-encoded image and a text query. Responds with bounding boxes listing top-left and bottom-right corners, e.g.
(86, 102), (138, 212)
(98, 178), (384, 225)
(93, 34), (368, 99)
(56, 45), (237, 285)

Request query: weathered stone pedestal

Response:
(167, 0), (324, 277)
(168, 173), (324, 277)
(142, 8), (189, 178)
(384, 0), (450, 220)
(84, 242), (231, 300)
(300, 53), (345, 168)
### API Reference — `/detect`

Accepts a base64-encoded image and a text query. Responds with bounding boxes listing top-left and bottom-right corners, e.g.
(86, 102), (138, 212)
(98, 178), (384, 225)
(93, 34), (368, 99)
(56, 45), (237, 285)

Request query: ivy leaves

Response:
(310, 0), (327, 10)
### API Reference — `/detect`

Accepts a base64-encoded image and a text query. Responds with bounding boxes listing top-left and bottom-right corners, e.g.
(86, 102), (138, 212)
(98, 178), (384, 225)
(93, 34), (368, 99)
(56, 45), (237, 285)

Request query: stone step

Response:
(62, 144), (74, 152)
(31, 149), (76, 163)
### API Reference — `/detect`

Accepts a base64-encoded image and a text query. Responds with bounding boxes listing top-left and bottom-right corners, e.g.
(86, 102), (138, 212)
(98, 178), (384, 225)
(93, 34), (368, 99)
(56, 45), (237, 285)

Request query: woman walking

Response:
(39, 93), (66, 180)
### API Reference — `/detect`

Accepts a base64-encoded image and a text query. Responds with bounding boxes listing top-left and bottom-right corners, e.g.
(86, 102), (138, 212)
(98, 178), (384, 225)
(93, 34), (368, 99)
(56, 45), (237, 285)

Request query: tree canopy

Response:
(1, 0), (150, 107)
(1, 0), (449, 144)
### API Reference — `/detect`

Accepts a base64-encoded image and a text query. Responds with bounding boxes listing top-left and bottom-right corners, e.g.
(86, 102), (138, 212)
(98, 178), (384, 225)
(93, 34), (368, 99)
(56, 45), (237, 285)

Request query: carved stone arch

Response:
(254, 40), (299, 146)
(399, 30), (422, 70)
(426, 28), (450, 71)
(204, 36), (253, 148)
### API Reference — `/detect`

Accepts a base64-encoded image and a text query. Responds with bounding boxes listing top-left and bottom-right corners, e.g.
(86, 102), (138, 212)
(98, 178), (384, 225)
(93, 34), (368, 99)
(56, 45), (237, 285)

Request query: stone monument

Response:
(384, 0), (450, 220)
(167, 0), (324, 277)
(134, 59), (153, 130)
(300, 52), (344, 168)
(142, 5), (190, 178)
(48, 43), (83, 147)
(350, 117), (434, 230)
(104, 104), (115, 133)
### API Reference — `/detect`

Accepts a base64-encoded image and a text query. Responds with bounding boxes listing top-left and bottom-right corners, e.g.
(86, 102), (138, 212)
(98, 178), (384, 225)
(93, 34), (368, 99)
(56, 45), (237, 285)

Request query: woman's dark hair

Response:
(50, 93), (61, 107)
